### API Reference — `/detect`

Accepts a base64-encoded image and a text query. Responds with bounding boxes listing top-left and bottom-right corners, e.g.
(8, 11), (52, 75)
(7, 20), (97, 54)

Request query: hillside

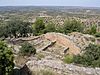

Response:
(0, 6), (100, 74)
(5, 32), (100, 75)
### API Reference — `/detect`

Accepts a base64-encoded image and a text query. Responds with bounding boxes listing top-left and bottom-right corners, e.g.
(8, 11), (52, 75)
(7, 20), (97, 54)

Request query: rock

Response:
(68, 32), (95, 50)
(26, 59), (100, 75)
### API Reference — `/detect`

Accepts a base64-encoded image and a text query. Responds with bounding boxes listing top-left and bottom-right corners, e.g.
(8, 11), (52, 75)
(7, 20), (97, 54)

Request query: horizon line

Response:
(0, 5), (100, 8)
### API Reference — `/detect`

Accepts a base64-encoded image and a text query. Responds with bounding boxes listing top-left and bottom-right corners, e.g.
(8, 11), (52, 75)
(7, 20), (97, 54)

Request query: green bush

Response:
(56, 25), (64, 33)
(20, 42), (36, 56)
(32, 18), (45, 35)
(36, 53), (45, 60)
(44, 22), (56, 33)
(0, 41), (14, 75)
(74, 43), (100, 67)
(84, 25), (97, 35)
(95, 32), (100, 37)
(0, 19), (32, 38)
(63, 54), (74, 64)
(89, 25), (97, 35)
(63, 19), (84, 34)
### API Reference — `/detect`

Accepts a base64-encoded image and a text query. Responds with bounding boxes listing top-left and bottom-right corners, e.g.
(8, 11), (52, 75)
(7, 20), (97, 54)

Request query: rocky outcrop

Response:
(26, 59), (100, 75)
(68, 32), (95, 49)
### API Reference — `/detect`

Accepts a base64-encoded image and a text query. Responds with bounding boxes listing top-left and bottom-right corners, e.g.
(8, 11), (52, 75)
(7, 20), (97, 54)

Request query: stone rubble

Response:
(8, 32), (96, 55)
(26, 59), (100, 75)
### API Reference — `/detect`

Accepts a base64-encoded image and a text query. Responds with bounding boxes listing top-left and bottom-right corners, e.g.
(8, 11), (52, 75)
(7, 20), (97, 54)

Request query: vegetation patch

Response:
(0, 41), (14, 75)
(63, 54), (74, 64)
(36, 53), (45, 60)
(63, 19), (84, 34)
(95, 32), (100, 37)
(74, 43), (100, 67)
(20, 42), (36, 56)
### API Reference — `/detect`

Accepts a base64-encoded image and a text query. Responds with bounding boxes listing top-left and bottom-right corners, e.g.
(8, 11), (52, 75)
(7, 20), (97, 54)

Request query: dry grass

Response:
(32, 69), (60, 75)
(36, 53), (45, 60)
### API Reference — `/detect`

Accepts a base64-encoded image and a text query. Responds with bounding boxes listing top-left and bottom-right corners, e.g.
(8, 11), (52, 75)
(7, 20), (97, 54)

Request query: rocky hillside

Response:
(9, 32), (95, 55)
(7, 32), (100, 75)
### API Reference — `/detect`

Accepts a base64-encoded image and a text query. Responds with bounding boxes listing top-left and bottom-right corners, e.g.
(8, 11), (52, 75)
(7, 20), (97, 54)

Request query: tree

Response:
(89, 25), (97, 35)
(44, 22), (56, 33)
(7, 19), (20, 38)
(20, 42), (36, 56)
(0, 19), (33, 38)
(0, 41), (14, 75)
(56, 25), (64, 33)
(0, 22), (9, 38)
(84, 25), (97, 35)
(33, 18), (45, 35)
(18, 21), (32, 37)
(63, 19), (84, 34)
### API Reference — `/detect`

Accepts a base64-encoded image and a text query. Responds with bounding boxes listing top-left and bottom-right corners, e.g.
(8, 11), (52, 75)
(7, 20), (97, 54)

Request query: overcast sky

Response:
(0, 0), (100, 7)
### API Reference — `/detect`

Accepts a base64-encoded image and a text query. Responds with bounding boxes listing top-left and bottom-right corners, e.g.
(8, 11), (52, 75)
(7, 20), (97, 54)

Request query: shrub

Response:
(89, 25), (97, 35)
(32, 18), (45, 35)
(20, 42), (36, 56)
(36, 53), (45, 60)
(0, 41), (14, 75)
(84, 25), (97, 35)
(0, 19), (32, 38)
(63, 19), (84, 34)
(63, 54), (74, 64)
(74, 43), (100, 67)
(56, 25), (64, 33)
(95, 32), (100, 37)
(44, 22), (56, 33)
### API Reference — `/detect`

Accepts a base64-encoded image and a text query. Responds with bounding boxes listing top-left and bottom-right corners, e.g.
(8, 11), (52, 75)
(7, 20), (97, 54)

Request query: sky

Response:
(0, 0), (100, 7)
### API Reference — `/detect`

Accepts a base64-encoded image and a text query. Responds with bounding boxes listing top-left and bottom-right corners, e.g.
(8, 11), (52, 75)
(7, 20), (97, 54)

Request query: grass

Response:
(63, 54), (74, 64)
(36, 53), (45, 60)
